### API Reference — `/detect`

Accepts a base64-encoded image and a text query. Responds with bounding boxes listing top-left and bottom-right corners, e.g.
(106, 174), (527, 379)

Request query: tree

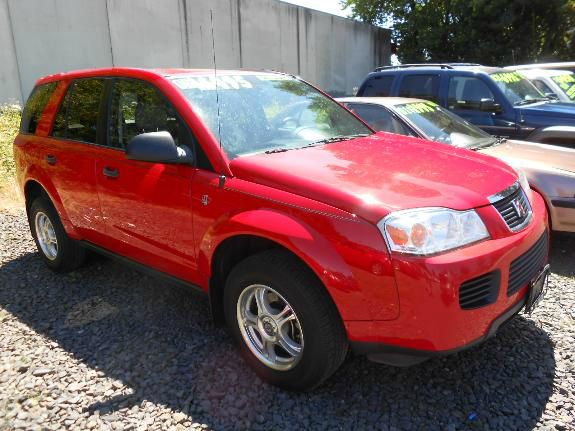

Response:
(343, 0), (575, 65)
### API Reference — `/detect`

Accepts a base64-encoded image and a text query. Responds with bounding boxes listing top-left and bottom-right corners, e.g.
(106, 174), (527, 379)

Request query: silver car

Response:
(515, 69), (575, 103)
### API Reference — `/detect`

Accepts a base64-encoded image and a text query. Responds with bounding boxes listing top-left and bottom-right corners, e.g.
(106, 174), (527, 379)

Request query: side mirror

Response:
(479, 98), (502, 113)
(126, 131), (193, 164)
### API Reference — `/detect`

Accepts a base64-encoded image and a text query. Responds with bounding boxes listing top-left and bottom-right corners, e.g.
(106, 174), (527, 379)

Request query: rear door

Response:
(94, 78), (198, 283)
(44, 78), (106, 242)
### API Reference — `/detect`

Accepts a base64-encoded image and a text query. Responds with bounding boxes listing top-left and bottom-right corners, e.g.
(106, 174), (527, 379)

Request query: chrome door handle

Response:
(46, 155), (56, 165)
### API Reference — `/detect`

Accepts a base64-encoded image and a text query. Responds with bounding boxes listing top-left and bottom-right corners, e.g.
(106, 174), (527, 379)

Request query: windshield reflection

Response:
(490, 71), (546, 105)
(170, 74), (372, 159)
(394, 101), (496, 149)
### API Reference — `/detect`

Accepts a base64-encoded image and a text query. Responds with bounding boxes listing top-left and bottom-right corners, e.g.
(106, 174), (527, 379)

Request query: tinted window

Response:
(361, 76), (394, 97)
(20, 82), (57, 134)
(346, 103), (414, 136)
(109, 79), (212, 169)
(51, 79), (105, 143)
(448, 76), (495, 109)
(398, 75), (440, 102)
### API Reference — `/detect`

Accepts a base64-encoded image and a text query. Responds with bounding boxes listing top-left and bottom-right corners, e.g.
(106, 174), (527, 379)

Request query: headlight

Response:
(516, 168), (532, 200)
(378, 207), (490, 255)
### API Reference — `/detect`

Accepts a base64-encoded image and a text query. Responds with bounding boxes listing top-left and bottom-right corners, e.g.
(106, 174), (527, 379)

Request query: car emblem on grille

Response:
(512, 197), (528, 218)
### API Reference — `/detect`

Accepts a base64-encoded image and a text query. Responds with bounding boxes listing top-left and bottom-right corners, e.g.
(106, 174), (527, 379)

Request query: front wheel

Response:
(224, 249), (348, 390)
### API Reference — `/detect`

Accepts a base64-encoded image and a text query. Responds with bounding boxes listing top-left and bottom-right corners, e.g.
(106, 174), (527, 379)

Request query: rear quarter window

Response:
(20, 82), (58, 134)
(360, 76), (394, 96)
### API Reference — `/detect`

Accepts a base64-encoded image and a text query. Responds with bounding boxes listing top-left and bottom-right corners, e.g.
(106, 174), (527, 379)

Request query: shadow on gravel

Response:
(549, 232), (575, 278)
(0, 250), (558, 430)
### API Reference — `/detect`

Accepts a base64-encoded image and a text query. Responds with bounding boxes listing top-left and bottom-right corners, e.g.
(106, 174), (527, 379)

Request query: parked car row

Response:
(356, 63), (575, 147)
(13, 66), (558, 390)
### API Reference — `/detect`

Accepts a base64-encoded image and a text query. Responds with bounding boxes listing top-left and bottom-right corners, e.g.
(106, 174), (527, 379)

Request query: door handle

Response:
(46, 155), (56, 165)
(102, 167), (119, 178)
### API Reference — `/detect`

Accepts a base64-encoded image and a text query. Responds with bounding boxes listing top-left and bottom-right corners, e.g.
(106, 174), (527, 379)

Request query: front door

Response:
(95, 78), (198, 283)
(447, 75), (517, 138)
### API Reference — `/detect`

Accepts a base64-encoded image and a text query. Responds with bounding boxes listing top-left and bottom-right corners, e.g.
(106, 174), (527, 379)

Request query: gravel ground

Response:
(0, 207), (573, 431)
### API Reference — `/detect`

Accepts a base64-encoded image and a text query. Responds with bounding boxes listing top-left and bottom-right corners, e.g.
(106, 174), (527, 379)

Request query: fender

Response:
(200, 209), (400, 321)
(527, 126), (575, 147)
(22, 165), (81, 239)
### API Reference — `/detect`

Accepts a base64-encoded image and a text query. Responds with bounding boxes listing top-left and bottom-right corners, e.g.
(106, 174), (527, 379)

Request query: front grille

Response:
(492, 186), (532, 231)
(459, 270), (501, 310)
(508, 230), (548, 296)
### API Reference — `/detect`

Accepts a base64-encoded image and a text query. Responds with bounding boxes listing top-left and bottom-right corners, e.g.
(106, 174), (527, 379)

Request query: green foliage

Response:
(0, 105), (21, 185)
(343, 0), (575, 65)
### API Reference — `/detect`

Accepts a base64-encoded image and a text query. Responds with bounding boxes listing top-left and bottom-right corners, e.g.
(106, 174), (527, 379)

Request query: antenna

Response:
(210, 9), (223, 152)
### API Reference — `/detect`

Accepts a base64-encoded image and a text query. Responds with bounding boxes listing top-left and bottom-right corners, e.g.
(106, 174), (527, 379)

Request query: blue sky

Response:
(279, 0), (351, 17)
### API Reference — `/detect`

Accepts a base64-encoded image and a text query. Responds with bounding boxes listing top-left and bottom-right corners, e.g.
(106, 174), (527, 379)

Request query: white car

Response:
(514, 69), (575, 103)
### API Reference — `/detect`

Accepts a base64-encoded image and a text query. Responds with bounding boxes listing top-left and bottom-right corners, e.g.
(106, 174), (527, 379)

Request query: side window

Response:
(398, 75), (440, 102)
(20, 82), (57, 134)
(448, 76), (495, 109)
(361, 76), (394, 97)
(109, 79), (212, 170)
(346, 103), (414, 136)
(531, 79), (553, 95)
(51, 79), (105, 144)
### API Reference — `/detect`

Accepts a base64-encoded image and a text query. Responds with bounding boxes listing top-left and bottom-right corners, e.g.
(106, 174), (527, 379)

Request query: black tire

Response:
(28, 197), (86, 272)
(223, 249), (348, 390)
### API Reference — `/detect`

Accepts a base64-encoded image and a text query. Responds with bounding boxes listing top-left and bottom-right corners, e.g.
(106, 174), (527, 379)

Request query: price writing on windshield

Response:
(491, 72), (522, 83)
(396, 101), (438, 116)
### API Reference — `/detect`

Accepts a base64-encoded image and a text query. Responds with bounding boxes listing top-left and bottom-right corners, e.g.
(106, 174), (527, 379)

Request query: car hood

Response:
(230, 133), (517, 223)
(479, 139), (575, 176)
(518, 101), (575, 120)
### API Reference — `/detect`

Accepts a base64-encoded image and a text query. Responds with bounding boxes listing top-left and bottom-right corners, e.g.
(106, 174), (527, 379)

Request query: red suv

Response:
(14, 68), (549, 390)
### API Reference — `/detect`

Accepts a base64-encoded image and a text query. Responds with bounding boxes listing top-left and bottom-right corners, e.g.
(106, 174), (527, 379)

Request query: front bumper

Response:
(351, 295), (526, 366)
(346, 190), (549, 361)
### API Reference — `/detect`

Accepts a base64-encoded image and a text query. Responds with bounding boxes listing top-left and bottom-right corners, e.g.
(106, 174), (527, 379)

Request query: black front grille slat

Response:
(492, 187), (531, 231)
(509, 244), (546, 282)
(507, 231), (548, 295)
(459, 270), (501, 310)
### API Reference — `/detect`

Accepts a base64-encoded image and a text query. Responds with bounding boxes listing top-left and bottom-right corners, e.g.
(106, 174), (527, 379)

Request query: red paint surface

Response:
(14, 68), (549, 353)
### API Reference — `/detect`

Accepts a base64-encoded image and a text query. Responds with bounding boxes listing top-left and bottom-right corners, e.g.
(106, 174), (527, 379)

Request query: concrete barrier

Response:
(0, 0), (390, 104)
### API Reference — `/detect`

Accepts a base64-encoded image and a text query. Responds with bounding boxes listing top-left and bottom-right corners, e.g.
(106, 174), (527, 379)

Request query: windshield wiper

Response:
(471, 136), (507, 150)
(264, 134), (370, 154)
(514, 97), (551, 106)
(264, 147), (291, 154)
(308, 133), (370, 146)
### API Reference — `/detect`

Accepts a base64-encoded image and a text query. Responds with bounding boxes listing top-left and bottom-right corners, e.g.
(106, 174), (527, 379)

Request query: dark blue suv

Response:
(357, 64), (575, 146)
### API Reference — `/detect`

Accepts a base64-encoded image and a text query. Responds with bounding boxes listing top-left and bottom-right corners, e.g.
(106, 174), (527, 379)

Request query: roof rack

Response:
(374, 63), (482, 72)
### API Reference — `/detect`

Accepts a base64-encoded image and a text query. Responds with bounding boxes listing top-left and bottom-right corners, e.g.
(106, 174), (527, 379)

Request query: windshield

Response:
(489, 71), (546, 105)
(169, 73), (372, 158)
(394, 100), (495, 149)
(551, 73), (575, 101)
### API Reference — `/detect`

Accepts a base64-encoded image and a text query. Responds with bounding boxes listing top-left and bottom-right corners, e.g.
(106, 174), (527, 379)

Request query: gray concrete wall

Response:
(0, 0), (390, 104)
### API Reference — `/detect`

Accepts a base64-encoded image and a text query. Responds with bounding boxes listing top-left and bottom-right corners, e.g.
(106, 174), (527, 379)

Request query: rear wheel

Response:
(29, 197), (86, 272)
(224, 249), (348, 390)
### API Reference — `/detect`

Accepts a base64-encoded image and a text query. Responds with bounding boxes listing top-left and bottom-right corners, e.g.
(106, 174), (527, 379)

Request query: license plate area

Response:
(524, 264), (550, 314)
